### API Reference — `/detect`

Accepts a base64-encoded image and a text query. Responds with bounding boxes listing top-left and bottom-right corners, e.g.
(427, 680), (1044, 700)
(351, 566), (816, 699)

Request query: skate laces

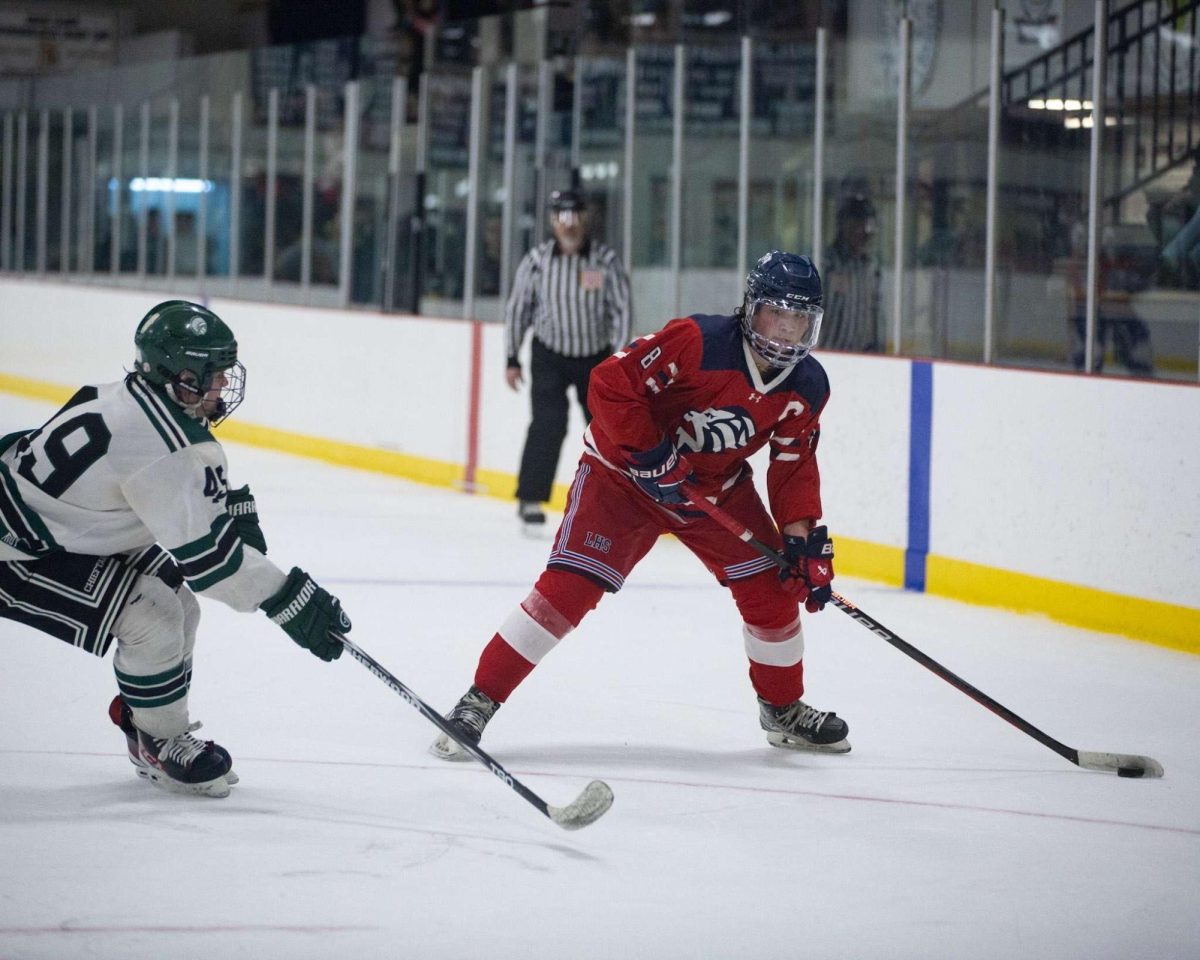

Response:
(771, 700), (829, 734)
(154, 722), (212, 768)
(449, 687), (499, 739)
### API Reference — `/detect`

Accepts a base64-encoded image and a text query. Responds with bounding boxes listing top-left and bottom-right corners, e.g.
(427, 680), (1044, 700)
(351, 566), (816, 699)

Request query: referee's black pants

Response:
(516, 338), (609, 504)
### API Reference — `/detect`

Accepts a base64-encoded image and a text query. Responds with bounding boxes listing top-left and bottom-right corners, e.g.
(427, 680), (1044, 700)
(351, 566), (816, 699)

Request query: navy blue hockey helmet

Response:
(740, 251), (824, 367)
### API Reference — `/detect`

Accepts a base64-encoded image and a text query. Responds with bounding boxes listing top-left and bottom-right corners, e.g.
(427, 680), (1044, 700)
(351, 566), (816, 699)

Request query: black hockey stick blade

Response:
(338, 635), (614, 829)
(679, 487), (1166, 780)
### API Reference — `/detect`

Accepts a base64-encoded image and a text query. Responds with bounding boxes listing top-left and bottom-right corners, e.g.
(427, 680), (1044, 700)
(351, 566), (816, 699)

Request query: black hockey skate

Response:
(134, 722), (235, 798)
(758, 697), (851, 754)
(109, 695), (238, 786)
(429, 685), (501, 761)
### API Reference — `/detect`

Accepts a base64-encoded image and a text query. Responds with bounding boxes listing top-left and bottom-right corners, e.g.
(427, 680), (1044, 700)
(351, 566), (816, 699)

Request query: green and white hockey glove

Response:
(226, 484), (267, 555)
(261, 567), (350, 662)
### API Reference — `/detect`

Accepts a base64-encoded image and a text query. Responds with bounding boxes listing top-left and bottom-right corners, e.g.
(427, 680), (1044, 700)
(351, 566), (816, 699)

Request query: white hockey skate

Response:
(430, 685), (501, 761)
(758, 697), (851, 754)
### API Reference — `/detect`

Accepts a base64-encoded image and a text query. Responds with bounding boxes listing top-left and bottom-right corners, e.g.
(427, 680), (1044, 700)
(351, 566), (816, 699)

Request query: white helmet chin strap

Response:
(165, 381), (207, 420)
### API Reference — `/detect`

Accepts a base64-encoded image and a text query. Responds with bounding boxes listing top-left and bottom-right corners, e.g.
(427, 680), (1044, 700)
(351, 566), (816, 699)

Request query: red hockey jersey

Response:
(585, 313), (829, 526)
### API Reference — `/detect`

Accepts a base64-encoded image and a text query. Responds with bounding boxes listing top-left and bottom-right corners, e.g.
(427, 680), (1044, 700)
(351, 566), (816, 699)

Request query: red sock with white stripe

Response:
(473, 569), (604, 702)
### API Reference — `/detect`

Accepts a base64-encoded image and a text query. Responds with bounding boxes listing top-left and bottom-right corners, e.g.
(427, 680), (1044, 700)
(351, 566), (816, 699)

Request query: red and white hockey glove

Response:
(780, 525), (834, 613)
(626, 437), (695, 506)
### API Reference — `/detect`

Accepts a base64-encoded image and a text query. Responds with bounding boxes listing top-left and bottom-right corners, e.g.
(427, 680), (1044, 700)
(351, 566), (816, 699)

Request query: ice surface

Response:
(1, 394), (1197, 960)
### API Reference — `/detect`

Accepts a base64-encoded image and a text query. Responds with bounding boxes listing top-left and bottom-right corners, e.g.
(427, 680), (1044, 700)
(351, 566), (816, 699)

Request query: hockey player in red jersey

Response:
(432, 251), (849, 759)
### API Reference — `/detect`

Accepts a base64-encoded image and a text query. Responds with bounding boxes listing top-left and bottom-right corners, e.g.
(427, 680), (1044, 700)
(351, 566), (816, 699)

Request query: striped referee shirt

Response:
(821, 241), (882, 352)
(505, 239), (633, 362)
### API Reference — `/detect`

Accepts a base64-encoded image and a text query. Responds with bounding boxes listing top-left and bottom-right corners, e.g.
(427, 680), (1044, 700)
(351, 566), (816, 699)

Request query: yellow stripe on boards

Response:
(0, 373), (73, 405)
(836, 538), (906, 588)
(926, 555), (1200, 656)
(215, 420), (462, 490)
(2, 373), (1196, 655)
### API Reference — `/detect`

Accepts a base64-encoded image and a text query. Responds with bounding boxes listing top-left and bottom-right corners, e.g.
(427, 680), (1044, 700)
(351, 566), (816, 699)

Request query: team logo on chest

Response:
(675, 406), (756, 453)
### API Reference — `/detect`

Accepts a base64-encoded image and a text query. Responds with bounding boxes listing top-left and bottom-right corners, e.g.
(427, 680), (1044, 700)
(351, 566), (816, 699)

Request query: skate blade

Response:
(133, 759), (238, 786)
(143, 768), (232, 798)
(519, 522), (549, 540)
(429, 733), (475, 762)
(765, 731), (852, 754)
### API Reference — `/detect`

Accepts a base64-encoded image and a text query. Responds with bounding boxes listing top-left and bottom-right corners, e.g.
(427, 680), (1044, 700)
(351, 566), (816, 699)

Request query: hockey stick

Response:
(679, 488), (1164, 779)
(337, 635), (614, 829)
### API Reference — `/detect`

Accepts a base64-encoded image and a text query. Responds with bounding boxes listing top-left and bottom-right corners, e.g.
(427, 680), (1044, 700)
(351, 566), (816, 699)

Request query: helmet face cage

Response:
(740, 251), (824, 367)
(740, 299), (824, 367)
(174, 361), (246, 427)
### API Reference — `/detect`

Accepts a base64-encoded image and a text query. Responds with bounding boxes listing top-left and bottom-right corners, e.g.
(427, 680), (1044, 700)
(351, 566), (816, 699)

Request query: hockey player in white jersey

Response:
(0, 300), (352, 798)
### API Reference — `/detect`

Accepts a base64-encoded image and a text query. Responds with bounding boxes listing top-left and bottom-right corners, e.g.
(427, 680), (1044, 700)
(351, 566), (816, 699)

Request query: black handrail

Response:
(993, 0), (1199, 205)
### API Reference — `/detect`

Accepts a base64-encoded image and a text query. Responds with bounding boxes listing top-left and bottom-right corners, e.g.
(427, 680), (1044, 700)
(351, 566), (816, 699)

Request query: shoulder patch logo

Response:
(675, 407), (756, 453)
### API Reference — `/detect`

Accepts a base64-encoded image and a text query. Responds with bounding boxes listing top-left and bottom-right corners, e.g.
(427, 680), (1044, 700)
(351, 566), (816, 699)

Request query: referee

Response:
(821, 195), (883, 352)
(505, 189), (632, 533)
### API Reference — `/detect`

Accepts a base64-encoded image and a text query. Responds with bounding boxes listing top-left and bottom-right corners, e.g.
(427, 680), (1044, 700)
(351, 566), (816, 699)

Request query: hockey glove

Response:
(260, 566), (350, 661)
(626, 437), (695, 506)
(780, 525), (835, 613)
(226, 485), (267, 555)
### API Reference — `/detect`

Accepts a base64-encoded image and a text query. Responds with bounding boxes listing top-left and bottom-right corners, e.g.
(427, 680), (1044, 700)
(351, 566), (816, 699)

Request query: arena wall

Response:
(1, 276), (1196, 652)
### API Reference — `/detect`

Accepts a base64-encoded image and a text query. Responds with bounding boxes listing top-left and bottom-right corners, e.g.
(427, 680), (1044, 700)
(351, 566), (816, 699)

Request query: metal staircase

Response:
(1002, 0), (1199, 207)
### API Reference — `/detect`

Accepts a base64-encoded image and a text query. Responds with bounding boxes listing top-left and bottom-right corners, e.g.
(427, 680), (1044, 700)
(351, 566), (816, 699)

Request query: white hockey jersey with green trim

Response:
(0, 376), (286, 611)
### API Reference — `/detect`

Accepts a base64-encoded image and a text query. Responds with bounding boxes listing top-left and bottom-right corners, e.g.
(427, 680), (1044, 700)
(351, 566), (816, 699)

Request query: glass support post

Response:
(230, 92), (243, 283)
(622, 47), (635, 267)
(301, 84), (315, 292)
(36, 108), (48, 273)
(500, 62), (517, 303)
(61, 108), (72, 274)
(571, 57), (582, 182)
(892, 18), (911, 355)
(16, 111), (27, 271)
(737, 35), (751, 296)
(198, 95), (209, 280)
(983, 8), (1003, 365)
(137, 101), (149, 278)
(383, 75), (406, 311)
(1084, 0), (1106, 375)
(813, 27), (828, 275)
(1, 114), (12, 270)
(109, 105), (121, 276)
(464, 65), (485, 320)
(671, 43), (684, 317)
(166, 98), (179, 279)
(338, 80), (360, 308)
(166, 98), (179, 280)
(534, 61), (550, 243)
(264, 88), (278, 286)
(85, 106), (97, 273)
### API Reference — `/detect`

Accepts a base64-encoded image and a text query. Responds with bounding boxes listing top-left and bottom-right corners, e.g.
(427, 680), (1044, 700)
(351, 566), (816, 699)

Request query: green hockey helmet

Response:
(133, 300), (246, 425)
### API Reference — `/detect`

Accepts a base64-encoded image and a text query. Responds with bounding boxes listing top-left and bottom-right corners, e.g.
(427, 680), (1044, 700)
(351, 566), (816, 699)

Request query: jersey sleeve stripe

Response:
(184, 544), (245, 592)
(174, 520), (246, 588)
(170, 515), (248, 590)
(171, 514), (236, 562)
